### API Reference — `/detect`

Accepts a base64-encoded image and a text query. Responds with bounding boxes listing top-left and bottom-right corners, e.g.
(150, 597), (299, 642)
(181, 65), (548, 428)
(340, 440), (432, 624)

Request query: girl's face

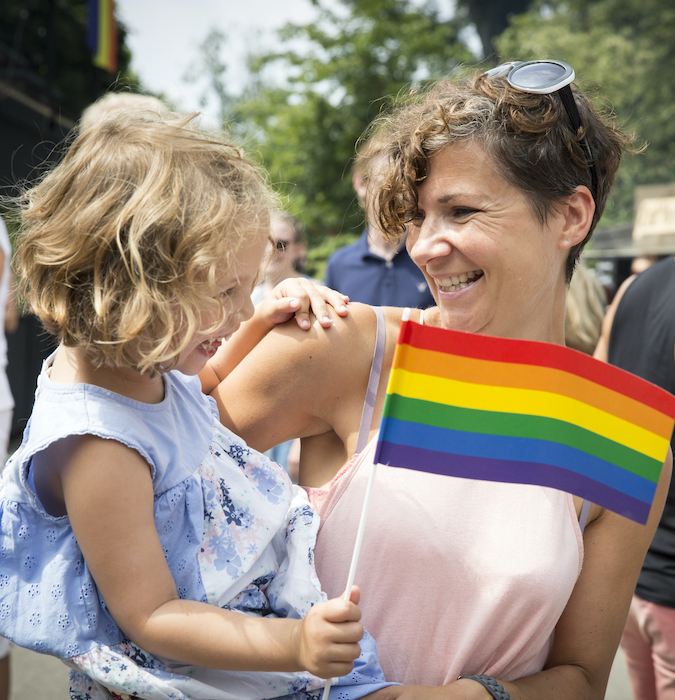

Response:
(407, 140), (570, 342)
(176, 234), (267, 376)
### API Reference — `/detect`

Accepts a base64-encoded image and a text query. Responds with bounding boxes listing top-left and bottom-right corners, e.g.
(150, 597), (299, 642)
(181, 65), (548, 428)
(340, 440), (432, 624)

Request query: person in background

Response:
(0, 216), (15, 700)
(325, 139), (434, 308)
(252, 212), (316, 476)
(564, 260), (606, 355)
(595, 256), (675, 700)
(79, 90), (168, 130)
(252, 211), (309, 305)
(631, 255), (659, 276)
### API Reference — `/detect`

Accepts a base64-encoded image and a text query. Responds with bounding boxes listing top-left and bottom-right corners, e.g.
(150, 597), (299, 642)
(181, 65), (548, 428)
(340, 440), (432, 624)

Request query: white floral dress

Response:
(0, 363), (391, 699)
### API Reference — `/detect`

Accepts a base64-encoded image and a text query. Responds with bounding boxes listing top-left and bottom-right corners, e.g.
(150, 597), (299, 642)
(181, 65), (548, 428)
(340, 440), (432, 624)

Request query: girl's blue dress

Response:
(0, 360), (391, 699)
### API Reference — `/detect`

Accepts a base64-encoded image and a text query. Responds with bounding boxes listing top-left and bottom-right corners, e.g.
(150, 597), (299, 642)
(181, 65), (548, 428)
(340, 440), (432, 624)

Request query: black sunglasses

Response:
(482, 59), (598, 204)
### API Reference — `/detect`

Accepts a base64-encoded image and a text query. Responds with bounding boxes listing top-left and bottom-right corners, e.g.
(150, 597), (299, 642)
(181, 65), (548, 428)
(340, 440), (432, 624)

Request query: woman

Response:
(207, 61), (672, 698)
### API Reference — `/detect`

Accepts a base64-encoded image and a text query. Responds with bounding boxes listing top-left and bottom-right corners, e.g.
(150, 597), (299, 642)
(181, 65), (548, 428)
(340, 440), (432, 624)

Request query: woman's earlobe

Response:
(560, 186), (595, 249)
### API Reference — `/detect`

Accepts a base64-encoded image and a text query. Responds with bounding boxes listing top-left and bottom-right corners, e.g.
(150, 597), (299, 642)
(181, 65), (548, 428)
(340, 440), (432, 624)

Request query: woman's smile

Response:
(433, 269), (485, 294)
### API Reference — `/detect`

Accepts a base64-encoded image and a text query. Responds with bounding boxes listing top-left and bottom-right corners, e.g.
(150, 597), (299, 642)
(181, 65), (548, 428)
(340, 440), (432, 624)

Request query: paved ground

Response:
(9, 643), (634, 699)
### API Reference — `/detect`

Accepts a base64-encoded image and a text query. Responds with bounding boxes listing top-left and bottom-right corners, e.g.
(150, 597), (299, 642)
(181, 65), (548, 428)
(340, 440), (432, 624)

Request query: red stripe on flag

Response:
(398, 321), (675, 419)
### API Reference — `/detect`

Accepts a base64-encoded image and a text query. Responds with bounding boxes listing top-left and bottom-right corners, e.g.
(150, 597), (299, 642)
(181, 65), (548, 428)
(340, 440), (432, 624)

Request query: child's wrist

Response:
(286, 617), (305, 672)
(251, 302), (277, 331)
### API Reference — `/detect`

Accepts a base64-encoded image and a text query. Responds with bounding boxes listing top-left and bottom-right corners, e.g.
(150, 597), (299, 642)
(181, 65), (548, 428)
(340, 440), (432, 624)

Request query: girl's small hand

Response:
(294, 586), (363, 679)
(267, 277), (349, 330)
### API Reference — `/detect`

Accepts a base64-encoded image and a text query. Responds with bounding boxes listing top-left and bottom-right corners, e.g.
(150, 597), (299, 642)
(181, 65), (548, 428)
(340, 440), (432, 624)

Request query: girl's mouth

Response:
(198, 338), (223, 358)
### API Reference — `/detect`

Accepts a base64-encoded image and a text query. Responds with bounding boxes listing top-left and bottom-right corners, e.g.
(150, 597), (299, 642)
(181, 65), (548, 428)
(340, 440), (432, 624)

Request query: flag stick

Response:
(321, 461), (379, 700)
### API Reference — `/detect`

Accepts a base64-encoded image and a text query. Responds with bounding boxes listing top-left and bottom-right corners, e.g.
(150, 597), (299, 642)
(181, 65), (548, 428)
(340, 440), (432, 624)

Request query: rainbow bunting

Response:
(87, 0), (118, 74)
(374, 320), (675, 524)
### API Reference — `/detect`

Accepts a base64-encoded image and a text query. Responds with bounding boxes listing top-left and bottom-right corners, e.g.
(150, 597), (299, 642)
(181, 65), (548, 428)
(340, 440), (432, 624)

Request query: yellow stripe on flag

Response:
(387, 368), (670, 461)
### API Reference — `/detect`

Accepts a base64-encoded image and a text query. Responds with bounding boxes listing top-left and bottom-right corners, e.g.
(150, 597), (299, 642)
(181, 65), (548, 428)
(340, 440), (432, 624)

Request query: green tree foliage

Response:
(225, 0), (473, 247)
(496, 0), (675, 227)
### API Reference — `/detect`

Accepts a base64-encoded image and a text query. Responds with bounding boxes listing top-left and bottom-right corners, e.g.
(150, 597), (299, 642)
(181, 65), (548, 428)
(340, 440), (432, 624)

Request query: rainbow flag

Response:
(87, 0), (118, 74)
(374, 320), (675, 524)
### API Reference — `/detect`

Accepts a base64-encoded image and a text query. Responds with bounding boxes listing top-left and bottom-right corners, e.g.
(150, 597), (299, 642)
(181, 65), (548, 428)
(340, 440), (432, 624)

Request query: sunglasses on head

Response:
(482, 59), (597, 204)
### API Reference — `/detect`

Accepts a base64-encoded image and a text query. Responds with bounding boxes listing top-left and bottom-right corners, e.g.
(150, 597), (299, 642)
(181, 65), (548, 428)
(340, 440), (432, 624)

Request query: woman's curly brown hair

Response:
(14, 111), (276, 373)
(368, 68), (632, 282)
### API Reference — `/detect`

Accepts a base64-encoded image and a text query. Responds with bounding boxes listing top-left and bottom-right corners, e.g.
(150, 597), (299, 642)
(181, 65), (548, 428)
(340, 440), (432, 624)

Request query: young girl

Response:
(0, 111), (393, 699)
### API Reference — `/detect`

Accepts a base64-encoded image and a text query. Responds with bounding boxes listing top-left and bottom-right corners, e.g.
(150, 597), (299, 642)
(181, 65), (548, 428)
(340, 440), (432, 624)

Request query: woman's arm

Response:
(209, 303), (380, 460)
(593, 276), (635, 362)
(59, 434), (363, 678)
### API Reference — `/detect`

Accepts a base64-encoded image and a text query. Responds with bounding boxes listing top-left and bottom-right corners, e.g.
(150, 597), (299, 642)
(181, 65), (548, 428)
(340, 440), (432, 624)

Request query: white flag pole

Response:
(321, 306), (401, 698)
(321, 460), (379, 700)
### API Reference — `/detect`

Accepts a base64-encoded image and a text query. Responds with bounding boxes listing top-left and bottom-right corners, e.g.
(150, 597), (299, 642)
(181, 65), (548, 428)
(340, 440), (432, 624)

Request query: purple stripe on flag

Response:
(377, 441), (652, 524)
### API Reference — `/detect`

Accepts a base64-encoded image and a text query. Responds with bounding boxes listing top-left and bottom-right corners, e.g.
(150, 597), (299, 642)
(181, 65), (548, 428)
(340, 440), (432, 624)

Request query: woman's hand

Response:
(261, 277), (349, 330)
(363, 679), (490, 699)
(293, 586), (363, 679)
(364, 680), (490, 700)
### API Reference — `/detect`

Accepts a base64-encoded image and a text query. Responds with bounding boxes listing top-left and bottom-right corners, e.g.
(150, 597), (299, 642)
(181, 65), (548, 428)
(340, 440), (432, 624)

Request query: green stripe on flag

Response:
(382, 394), (662, 483)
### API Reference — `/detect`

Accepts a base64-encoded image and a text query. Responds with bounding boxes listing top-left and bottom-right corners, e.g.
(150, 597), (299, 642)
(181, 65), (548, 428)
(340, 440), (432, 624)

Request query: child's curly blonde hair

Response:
(14, 111), (276, 374)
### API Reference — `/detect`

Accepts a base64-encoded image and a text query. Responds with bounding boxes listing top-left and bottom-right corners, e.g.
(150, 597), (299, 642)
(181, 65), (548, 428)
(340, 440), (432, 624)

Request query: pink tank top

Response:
(309, 308), (585, 686)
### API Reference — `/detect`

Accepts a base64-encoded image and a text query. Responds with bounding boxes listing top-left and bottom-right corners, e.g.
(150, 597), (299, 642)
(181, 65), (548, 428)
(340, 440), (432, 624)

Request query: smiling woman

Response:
(208, 61), (670, 699)
(405, 140), (575, 341)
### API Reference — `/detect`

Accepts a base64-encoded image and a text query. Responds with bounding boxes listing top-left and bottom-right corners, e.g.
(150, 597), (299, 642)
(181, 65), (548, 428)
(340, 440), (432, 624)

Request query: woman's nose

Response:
(408, 223), (453, 266)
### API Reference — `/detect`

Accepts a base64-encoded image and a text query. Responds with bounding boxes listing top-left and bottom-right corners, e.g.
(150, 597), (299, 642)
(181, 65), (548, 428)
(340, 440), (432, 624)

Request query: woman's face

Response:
(407, 140), (570, 342)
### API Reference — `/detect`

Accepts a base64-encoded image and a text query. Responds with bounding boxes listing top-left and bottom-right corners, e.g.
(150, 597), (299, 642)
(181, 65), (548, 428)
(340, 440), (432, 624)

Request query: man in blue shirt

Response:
(325, 144), (434, 308)
(325, 229), (434, 308)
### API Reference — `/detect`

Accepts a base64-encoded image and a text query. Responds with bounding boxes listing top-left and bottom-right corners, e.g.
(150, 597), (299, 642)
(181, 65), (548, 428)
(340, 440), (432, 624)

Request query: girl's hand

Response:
(293, 586), (363, 679)
(261, 277), (349, 331)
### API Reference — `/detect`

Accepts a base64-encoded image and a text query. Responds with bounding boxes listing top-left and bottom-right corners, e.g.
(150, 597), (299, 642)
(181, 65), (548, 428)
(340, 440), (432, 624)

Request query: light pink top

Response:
(310, 428), (584, 686)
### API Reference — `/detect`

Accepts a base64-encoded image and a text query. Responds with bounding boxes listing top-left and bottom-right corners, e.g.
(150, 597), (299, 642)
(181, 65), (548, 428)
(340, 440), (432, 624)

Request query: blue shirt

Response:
(325, 230), (435, 308)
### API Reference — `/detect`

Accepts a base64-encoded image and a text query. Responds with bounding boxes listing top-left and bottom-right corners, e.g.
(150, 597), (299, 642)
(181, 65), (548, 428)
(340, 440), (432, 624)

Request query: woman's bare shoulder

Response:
(259, 301), (379, 358)
(213, 302), (383, 449)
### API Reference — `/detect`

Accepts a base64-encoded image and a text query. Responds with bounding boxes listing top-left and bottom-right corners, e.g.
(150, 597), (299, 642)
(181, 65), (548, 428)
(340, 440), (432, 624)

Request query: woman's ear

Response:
(559, 185), (596, 250)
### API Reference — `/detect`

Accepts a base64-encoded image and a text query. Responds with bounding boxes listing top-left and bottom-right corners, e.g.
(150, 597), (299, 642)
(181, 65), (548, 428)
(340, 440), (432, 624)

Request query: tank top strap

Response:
(355, 306), (387, 453)
(578, 499), (591, 533)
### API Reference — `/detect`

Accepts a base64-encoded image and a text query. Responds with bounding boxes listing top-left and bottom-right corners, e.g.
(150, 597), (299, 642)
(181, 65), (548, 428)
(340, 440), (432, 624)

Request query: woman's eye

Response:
(219, 288), (235, 300)
(410, 211), (425, 226)
(453, 207), (478, 218)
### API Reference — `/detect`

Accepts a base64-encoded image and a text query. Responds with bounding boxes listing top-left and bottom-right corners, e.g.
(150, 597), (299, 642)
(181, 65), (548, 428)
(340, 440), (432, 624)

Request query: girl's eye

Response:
(219, 288), (235, 300)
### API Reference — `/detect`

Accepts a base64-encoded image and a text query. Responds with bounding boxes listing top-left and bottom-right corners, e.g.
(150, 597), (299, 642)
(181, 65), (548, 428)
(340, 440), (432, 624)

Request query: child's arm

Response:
(59, 434), (362, 677)
(200, 278), (349, 393)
